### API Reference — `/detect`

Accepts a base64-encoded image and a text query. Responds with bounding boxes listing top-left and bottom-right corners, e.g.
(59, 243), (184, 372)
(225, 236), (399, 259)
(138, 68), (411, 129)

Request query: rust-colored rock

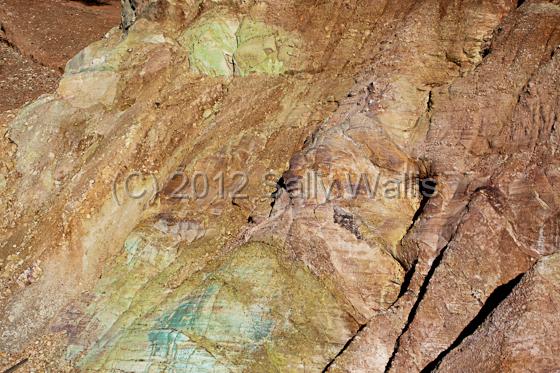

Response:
(0, 0), (559, 371)
(0, 0), (120, 112)
(436, 252), (560, 372)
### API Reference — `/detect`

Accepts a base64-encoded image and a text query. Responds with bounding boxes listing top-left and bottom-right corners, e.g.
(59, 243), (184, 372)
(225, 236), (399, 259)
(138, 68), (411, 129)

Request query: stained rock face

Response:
(435, 252), (560, 372)
(1, 0), (560, 372)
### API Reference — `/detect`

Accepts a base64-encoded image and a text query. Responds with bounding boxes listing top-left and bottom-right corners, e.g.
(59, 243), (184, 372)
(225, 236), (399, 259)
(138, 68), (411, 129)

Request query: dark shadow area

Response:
(270, 176), (287, 210)
(420, 272), (525, 372)
(398, 260), (418, 298)
(321, 323), (367, 372)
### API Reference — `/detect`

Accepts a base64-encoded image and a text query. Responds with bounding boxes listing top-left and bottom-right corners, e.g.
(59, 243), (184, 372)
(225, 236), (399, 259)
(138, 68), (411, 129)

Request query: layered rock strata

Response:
(0, 0), (559, 372)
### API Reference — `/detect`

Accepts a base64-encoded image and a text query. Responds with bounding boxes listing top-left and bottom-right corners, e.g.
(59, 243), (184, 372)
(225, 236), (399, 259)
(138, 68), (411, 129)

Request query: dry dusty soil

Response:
(0, 0), (120, 113)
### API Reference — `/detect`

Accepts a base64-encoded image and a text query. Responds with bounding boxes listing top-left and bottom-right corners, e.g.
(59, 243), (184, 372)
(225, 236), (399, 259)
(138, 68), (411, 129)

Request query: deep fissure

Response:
(322, 174), (433, 371)
(420, 272), (526, 372)
(269, 176), (287, 213)
(427, 91), (434, 112)
(398, 259), (418, 298)
(321, 323), (367, 372)
(384, 196), (471, 372)
(405, 177), (437, 238)
(2, 358), (28, 373)
(383, 240), (449, 372)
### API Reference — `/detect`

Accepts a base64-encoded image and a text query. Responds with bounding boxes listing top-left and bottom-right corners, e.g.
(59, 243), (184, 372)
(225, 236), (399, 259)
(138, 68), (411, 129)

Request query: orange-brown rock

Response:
(330, 2), (560, 372)
(0, 0), (120, 112)
(435, 252), (560, 372)
(0, 0), (559, 372)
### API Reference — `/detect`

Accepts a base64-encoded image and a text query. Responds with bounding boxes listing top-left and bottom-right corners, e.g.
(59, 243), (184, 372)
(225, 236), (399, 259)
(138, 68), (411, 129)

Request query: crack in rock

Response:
(2, 358), (28, 373)
(384, 198), (471, 372)
(322, 323), (367, 373)
(383, 242), (449, 373)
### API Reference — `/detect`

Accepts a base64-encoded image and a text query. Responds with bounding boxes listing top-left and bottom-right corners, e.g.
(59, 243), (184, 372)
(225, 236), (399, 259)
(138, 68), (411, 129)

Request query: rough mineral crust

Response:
(0, 0), (559, 372)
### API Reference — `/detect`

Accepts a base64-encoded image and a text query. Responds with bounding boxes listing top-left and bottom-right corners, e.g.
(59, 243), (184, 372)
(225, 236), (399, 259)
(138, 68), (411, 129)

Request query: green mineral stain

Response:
(179, 9), (240, 77)
(79, 239), (353, 371)
(148, 333), (227, 372)
(150, 281), (274, 344)
(247, 308), (275, 342)
(179, 9), (298, 77)
(66, 19), (168, 75)
(158, 284), (221, 331)
(146, 278), (276, 369)
(122, 229), (179, 270)
(147, 284), (227, 371)
(148, 329), (189, 363)
(65, 344), (84, 361)
(124, 234), (142, 267)
(234, 19), (294, 76)
(148, 327), (229, 372)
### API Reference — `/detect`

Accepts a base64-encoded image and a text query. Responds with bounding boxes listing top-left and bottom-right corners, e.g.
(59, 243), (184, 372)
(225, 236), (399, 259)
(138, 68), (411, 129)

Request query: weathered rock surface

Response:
(0, 0), (121, 71)
(0, 0), (559, 372)
(0, 0), (120, 112)
(436, 252), (560, 372)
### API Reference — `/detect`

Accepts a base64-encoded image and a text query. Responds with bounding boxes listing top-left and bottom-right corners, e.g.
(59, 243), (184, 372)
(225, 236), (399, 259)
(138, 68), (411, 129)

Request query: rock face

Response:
(0, 0), (120, 112)
(0, 0), (559, 372)
(435, 252), (560, 372)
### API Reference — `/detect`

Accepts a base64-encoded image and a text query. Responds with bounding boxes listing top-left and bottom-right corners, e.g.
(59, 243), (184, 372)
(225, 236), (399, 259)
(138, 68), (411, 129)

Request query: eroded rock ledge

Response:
(0, 0), (559, 372)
